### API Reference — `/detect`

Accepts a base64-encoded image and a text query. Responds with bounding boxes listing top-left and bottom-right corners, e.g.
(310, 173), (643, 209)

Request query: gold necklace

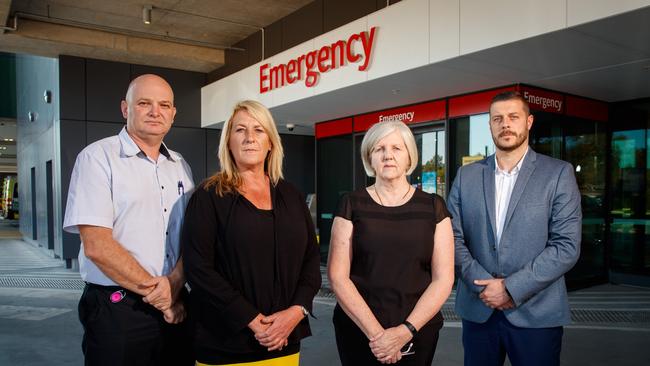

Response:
(375, 184), (412, 206)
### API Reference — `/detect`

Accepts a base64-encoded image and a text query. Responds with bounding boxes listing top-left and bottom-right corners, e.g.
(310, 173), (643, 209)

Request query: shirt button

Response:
(164, 208), (167, 212)
(492, 245), (496, 251)
(166, 254), (170, 258)
(161, 186), (164, 189)
(165, 231), (169, 235)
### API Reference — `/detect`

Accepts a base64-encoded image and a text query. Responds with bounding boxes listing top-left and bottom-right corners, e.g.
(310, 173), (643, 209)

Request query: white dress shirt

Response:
(63, 127), (195, 286)
(494, 149), (528, 246)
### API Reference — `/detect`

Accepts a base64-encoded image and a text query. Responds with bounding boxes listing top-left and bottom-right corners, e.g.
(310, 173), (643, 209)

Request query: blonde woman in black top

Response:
(328, 120), (454, 365)
(183, 100), (321, 366)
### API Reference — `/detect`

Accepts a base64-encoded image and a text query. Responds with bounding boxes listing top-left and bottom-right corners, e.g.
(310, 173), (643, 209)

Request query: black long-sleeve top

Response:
(182, 179), (321, 362)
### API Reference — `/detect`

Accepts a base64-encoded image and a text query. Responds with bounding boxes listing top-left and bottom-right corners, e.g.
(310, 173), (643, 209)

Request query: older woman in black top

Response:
(183, 100), (321, 366)
(328, 120), (454, 365)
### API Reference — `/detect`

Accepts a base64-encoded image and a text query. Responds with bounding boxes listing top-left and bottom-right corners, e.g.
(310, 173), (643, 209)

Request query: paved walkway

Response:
(1, 239), (649, 365)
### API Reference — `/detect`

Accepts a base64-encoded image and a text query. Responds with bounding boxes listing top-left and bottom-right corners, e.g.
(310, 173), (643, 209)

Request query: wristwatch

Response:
(299, 305), (309, 317)
(402, 320), (418, 337)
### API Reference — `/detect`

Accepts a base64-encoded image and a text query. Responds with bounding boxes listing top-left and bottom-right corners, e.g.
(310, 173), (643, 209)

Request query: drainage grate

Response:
(441, 308), (650, 324)
(441, 307), (460, 321)
(571, 309), (650, 323)
(315, 298), (650, 326)
(0, 276), (85, 290)
(317, 288), (336, 299)
(2, 277), (649, 325)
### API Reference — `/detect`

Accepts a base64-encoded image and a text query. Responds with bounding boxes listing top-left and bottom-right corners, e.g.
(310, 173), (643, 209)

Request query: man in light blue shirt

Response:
(63, 74), (195, 366)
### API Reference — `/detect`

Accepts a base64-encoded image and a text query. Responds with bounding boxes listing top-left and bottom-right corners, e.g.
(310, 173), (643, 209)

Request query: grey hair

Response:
(360, 120), (418, 177)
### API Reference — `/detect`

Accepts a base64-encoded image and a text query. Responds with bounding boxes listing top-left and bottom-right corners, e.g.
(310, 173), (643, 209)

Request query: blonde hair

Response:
(205, 100), (284, 196)
(360, 121), (418, 177)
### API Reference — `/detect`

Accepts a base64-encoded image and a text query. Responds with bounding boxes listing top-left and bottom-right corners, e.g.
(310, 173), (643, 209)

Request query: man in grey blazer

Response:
(447, 91), (581, 366)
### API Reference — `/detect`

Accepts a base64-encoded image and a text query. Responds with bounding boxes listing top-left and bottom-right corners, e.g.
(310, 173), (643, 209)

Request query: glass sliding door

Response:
(608, 99), (650, 286)
(317, 135), (353, 263)
(563, 119), (607, 285)
(610, 128), (649, 278)
(529, 112), (608, 287)
(411, 127), (446, 197)
(448, 113), (495, 183)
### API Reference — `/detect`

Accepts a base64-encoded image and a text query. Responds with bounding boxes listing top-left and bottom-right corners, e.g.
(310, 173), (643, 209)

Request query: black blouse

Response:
(335, 188), (451, 329)
(182, 179), (321, 362)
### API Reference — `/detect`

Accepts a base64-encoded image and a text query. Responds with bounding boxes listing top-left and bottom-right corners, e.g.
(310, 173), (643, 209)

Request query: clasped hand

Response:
(474, 278), (515, 310)
(250, 306), (304, 352)
(369, 325), (412, 364)
(141, 275), (186, 324)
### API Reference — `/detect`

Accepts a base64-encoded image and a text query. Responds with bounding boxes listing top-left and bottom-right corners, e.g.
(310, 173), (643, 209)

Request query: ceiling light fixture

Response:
(143, 5), (152, 25)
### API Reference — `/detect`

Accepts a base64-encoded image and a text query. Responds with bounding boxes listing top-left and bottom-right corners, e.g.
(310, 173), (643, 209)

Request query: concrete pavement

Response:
(1, 238), (650, 365)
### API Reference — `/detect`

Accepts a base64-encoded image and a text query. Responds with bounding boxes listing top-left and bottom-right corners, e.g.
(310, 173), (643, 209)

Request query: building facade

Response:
(202, 0), (650, 287)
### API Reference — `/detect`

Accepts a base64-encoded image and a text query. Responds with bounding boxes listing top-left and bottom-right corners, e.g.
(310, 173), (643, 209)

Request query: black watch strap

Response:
(402, 320), (418, 337)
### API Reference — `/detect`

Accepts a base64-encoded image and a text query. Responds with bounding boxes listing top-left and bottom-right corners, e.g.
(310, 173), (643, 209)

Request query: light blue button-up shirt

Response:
(63, 127), (194, 286)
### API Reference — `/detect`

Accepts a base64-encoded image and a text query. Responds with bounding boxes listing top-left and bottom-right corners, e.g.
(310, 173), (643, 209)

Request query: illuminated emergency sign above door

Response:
(259, 27), (378, 93)
(520, 86), (564, 114)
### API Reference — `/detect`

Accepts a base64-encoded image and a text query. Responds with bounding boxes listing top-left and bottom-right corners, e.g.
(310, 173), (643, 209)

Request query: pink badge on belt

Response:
(110, 290), (126, 303)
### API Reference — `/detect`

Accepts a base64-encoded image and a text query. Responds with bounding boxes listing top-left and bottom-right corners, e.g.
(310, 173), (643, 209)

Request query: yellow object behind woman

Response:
(196, 353), (299, 366)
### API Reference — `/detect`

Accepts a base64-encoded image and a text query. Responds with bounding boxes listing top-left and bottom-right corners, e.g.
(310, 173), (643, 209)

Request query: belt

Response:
(83, 283), (165, 322)
(84, 281), (189, 304)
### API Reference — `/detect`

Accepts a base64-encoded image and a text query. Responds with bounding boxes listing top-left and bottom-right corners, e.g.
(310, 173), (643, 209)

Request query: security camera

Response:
(286, 123), (295, 131)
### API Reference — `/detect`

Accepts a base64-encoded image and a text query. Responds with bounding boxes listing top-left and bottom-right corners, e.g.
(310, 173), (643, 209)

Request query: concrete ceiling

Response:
(0, 0), (313, 72)
(269, 5), (650, 132)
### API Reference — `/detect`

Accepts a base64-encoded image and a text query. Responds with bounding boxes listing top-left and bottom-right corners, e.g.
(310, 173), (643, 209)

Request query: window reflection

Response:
(611, 130), (645, 217)
(529, 113), (607, 286)
(413, 129), (446, 197)
(469, 114), (495, 158)
(609, 128), (649, 275)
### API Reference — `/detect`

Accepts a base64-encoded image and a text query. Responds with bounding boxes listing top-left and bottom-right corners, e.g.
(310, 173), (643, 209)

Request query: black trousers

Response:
(462, 311), (563, 366)
(333, 305), (440, 366)
(78, 284), (193, 366)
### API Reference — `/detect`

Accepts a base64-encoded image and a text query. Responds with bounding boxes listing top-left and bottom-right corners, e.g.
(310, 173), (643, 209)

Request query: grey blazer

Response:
(447, 148), (581, 328)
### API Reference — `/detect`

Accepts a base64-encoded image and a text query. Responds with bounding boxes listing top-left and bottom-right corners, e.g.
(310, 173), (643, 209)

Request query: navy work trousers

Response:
(462, 311), (563, 366)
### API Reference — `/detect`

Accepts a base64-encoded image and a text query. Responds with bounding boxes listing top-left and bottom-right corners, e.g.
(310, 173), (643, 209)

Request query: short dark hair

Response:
(490, 91), (530, 115)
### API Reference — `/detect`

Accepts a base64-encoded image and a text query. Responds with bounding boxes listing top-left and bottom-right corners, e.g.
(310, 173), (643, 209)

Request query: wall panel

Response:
(59, 56), (86, 121)
(205, 129), (221, 177)
(60, 119), (86, 259)
(282, 0), (324, 50)
(367, 0), (429, 80)
(86, 59), (130, 123)
(459, 0), (566, 54)
(131, 65), (205, 127)
(568, 0), (650, 26)
(282, 134), (315, 195)
(165, 127), (207, 184)
(324, 0), (376, 32)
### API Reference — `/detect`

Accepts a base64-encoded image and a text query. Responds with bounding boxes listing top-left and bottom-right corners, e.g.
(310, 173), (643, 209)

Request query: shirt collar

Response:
(118, 127), (177, 162)
(495, 147), (528, 175)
